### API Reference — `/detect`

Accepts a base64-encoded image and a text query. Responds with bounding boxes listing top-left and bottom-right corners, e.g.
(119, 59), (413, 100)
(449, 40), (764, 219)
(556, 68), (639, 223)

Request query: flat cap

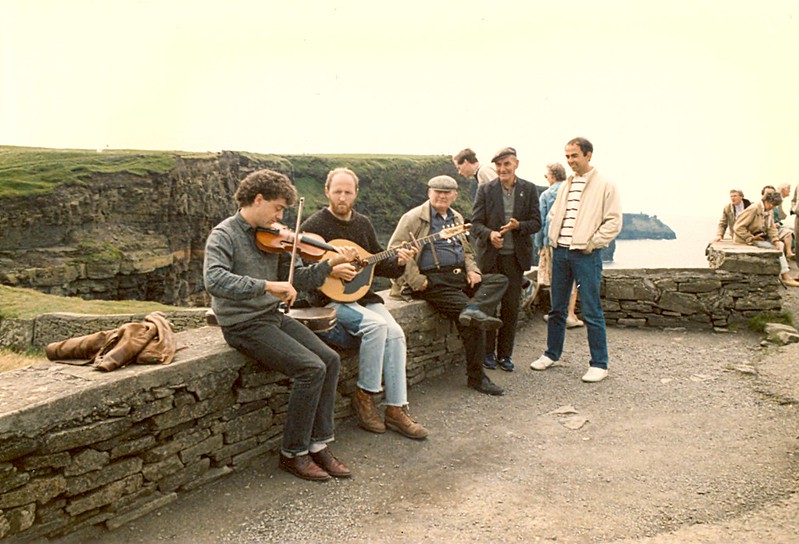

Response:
(491, 147), (517, 163)
(427, 175), (458, 191)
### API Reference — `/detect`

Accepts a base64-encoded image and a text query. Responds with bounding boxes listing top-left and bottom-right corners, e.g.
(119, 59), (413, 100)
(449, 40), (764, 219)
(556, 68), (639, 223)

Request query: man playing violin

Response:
(203, 169), (359, 482)
(388, 175), (509, 396)
(301, 167), (430, 440)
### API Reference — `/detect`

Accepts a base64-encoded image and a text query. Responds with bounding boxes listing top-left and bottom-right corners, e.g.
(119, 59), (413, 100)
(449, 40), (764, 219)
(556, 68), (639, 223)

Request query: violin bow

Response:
(280, 197), (305, 313)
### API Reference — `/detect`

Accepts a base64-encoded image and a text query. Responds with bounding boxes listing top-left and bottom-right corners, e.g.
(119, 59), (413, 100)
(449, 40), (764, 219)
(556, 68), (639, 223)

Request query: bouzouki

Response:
(319, 223), (471, 302)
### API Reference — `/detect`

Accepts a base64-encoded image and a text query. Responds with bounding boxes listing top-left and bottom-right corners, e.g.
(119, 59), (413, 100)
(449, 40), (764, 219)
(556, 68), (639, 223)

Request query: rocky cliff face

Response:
(0, 152), (295, 305)
(0, 149), (676, 305)
(0, 151), (451, 305)
(618, 213), (676, 240)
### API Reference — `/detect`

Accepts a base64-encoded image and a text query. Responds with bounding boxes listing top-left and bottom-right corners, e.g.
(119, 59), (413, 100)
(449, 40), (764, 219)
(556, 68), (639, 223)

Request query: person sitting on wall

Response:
(300, 167), (429, 440)
(388, 175), (509, 396)
(732, 190), (799, 287)
(203, 169), (361, 481)
(712, 189), (751, 242)
(774, 183), (795, 260)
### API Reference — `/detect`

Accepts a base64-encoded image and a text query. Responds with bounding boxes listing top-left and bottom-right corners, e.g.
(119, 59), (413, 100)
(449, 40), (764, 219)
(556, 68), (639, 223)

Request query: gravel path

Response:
(60, 288), (799, 544)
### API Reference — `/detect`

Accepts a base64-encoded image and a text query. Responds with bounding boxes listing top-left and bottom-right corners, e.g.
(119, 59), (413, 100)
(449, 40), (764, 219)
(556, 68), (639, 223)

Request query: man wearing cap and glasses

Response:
(471, 147), (541, 372)
(388, 175), (509, 396)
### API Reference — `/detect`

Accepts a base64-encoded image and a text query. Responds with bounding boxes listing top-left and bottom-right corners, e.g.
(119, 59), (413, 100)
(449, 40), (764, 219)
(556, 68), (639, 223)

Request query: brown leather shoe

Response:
(351, 388), (386, 433)
(279, 453), (330, 481)
(384, 405), (430, 440)
(310, 448), (352, 478)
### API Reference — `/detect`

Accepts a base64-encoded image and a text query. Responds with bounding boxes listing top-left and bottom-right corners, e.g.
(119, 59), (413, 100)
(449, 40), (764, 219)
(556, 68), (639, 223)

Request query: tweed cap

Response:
(427, 175), (458, 191)
(491, 147), (517, 163)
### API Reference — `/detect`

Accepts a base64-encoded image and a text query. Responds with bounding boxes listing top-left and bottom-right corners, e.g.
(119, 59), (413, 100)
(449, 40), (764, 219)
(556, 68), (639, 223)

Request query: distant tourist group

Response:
(203, 137), (622, 481)
(712, 184), (799, 287)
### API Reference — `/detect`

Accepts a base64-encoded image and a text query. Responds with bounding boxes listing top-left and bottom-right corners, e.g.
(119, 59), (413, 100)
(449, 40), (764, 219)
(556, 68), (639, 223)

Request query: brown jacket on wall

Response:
(46, 312), (177, 371)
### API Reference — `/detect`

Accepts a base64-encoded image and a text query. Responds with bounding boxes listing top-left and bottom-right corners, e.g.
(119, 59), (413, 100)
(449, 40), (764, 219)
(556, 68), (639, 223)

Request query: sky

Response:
(2, 0), (798, 219)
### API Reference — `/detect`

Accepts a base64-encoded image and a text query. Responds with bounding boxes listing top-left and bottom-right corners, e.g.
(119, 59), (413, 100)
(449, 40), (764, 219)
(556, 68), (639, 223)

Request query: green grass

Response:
(0, 146), (184, 197)
(747, 311), (794, 332)
(70, 241), (125, 265)
(0, 285), (181, 320)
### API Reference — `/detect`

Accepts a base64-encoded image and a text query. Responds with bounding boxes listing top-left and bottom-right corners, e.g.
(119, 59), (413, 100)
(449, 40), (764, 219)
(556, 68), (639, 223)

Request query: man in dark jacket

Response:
(471, 147), (541, 372)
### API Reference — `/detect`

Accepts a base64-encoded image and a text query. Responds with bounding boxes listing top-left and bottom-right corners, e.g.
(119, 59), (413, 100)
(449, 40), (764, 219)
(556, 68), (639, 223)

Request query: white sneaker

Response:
(582, 367), (608, 383)
(566, 317), (585, 328)
(530, 354), (556, 371)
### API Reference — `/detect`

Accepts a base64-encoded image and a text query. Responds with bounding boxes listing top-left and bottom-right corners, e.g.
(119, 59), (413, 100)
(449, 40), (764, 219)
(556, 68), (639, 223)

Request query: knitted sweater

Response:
(300, 207), (404, 306)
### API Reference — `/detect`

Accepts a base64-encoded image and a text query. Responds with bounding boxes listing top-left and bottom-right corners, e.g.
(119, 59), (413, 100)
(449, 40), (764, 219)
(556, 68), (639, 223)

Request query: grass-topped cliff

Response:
(0, 147), (461, 304)
(0, 146), (464, 240)
(0, 146), (185, 197)
(0, 145), (676, 305)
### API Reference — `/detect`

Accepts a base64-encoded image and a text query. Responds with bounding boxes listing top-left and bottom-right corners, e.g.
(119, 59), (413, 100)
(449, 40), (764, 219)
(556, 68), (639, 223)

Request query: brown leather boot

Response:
(384, 405), (429, 440)
(351, 388), (385, 433)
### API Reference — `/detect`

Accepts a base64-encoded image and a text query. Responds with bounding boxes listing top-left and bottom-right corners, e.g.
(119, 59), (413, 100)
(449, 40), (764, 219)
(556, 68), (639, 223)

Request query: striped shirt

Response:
(556, 174), (588, 247)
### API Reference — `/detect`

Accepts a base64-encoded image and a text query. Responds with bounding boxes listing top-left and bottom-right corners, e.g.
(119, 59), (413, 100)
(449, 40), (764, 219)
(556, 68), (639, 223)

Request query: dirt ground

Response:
(59, 285), (799, 544)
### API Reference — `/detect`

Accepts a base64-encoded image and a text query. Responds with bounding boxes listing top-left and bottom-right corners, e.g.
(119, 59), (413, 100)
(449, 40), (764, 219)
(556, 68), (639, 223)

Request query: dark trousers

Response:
(414, 271), (507, 381)
(221, 313), (340, 456)
(483, 254), (524, 359)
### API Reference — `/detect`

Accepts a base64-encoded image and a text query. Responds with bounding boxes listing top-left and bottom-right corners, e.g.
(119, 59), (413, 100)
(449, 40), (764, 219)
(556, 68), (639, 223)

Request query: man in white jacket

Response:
(530, 137), (622, 383)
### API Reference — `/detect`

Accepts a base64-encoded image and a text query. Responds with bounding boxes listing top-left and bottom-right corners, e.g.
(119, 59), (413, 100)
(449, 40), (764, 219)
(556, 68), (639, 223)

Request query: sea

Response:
(605, 215), (718, 269)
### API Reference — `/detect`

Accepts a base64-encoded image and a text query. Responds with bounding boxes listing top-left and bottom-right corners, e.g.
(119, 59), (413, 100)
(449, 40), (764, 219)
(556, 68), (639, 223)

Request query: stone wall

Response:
(530, 242), (784, 330)
(0, 296), (464, 542)
(0, 310), (210, 352)
(0, 244), (786, 540)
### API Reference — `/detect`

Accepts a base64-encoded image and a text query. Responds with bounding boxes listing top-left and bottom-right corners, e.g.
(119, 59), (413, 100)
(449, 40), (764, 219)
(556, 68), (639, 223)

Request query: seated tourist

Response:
(712, 189), (751, 242)
(775, 184), (795, 259)
(733, 191), (799, 287)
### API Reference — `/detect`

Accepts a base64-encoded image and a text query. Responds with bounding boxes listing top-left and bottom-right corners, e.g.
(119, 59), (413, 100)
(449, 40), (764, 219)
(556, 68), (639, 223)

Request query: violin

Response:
(255, 223), (342, 262)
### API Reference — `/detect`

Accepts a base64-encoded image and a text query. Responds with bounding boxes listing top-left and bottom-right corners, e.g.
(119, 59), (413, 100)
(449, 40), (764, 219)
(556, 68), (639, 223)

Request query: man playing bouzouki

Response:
(301, 167), (430, 440)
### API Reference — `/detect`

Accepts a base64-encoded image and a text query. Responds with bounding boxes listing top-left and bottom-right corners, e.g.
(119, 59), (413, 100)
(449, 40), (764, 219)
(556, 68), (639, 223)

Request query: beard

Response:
(330, 202), (353, 219)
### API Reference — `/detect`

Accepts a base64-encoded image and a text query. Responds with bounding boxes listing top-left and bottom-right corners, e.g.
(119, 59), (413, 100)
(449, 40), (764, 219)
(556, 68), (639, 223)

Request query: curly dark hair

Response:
(234, 169), (297, 208)
(763, 191), (782, 206)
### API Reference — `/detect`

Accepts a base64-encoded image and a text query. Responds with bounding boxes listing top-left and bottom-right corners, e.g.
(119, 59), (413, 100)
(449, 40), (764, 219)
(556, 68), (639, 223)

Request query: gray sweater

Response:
(203, 213), (333, 326)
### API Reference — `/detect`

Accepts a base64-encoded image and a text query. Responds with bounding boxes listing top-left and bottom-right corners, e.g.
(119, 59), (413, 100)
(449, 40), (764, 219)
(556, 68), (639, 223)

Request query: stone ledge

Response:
(0, 293), (467, 541)
(706, 240), (782, 275)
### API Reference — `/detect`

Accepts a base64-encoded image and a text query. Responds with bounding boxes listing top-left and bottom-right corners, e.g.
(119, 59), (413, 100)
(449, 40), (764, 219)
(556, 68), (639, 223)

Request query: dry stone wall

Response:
(0, 296), (464, 542)
(529, 243), (784, 330)
(0, 244), (785, 540)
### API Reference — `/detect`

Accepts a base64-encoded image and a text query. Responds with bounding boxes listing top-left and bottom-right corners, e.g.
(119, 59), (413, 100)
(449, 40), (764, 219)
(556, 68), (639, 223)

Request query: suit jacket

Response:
(471, 177), (541, 271)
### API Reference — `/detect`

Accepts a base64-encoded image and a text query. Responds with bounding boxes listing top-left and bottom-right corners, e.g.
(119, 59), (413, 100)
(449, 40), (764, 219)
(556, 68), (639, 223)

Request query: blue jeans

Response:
(221, 312), (340, 456)
(546, 247), (609, 369)
(319, 302), (408, 406)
